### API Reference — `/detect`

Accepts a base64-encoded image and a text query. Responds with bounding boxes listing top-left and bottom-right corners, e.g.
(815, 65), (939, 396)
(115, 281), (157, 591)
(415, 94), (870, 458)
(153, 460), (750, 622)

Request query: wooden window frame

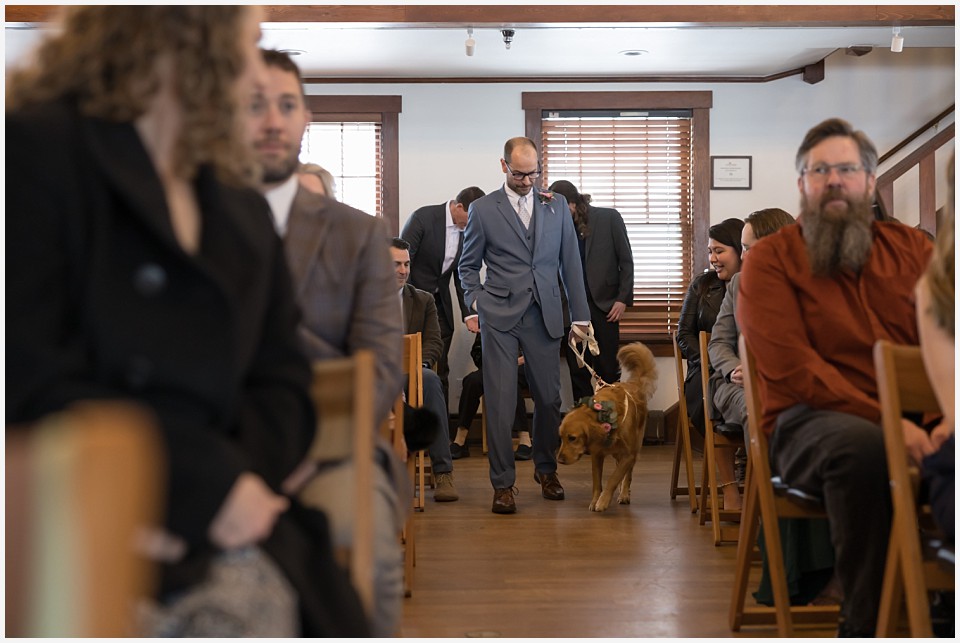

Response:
(524, 91), (712, 355)
(304, 95), (402, 235)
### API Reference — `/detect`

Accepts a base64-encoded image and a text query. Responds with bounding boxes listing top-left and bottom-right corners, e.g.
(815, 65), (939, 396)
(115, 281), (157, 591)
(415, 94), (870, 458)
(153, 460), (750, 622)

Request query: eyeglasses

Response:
(504, 160), (542, 182)
(801, 163), (866, 180)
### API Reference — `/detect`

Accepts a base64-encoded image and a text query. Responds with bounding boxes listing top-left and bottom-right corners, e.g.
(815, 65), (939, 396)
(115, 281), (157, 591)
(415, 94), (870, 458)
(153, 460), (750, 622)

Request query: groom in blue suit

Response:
(459, 137), (590, 514)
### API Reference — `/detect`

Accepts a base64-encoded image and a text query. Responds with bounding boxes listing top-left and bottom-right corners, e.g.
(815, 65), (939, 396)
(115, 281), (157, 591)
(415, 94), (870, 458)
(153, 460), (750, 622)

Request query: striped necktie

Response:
(517, 195), (531, 229)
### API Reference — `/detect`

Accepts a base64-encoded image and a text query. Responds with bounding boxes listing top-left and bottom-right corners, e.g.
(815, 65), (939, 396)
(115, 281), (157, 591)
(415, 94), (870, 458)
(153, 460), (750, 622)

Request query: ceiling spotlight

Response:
(891, 26), (904, 53)
(465, 27), (476, 57)
(501, 29), (515, 50)
(279, 49), (306, 57)
(619, 50), (648, 57)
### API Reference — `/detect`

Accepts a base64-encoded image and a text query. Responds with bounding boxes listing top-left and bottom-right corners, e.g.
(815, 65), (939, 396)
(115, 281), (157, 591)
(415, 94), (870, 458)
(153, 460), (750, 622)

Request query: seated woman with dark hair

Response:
(677, 217), (745, 510)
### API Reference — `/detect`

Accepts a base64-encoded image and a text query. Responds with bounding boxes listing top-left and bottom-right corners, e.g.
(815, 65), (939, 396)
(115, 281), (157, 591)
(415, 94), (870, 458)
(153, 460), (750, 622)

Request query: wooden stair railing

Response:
(875, 109), (954, 233)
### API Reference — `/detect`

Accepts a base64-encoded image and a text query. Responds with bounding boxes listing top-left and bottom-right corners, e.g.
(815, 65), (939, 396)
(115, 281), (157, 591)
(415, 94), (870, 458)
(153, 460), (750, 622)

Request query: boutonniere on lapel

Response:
(536, 190), (555, 206)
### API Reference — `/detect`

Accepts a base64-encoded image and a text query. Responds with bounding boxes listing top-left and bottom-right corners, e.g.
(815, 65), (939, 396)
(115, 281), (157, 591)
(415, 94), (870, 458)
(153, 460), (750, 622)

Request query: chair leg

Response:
(699, 450), (710, 526)
(876, 530), (904, 636)
(670, 421), (683, 500)
(670, 416), (700, 513)
(402, 517), (415, 598)
(758, 496), (794, 636)
(416, 450), (427, 509)
(728, 458), (759, 631)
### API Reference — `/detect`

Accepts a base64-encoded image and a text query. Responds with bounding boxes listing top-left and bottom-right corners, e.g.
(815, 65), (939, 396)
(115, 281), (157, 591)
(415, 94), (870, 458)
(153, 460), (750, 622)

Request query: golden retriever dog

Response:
(557, 342), (658, 512)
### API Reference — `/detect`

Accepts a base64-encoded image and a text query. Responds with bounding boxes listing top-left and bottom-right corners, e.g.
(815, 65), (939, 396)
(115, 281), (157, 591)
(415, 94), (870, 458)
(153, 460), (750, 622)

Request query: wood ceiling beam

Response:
(6, 5), (954, 27)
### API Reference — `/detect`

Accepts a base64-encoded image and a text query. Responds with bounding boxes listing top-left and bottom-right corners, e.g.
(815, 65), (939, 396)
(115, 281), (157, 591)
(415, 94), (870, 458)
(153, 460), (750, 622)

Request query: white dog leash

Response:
(568, 322), (609, 392)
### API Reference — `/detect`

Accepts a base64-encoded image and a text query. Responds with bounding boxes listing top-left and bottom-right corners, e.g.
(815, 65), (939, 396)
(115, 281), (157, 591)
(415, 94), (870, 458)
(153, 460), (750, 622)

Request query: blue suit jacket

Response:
(459, 186), (589, 339)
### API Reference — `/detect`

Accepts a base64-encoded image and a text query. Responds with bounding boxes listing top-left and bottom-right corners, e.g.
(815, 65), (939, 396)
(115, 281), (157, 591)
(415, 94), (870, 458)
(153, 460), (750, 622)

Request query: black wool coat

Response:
(6, 99), (368, 636)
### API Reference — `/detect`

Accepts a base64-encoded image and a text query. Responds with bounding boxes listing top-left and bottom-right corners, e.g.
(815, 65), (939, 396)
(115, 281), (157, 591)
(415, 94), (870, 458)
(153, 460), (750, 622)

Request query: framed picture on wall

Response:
(711, 156), (752, 190)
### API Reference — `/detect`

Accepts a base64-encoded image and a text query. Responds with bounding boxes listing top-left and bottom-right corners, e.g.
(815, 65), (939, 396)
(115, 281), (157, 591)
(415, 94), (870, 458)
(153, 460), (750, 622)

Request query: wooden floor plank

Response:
(400, 444), (836, 638)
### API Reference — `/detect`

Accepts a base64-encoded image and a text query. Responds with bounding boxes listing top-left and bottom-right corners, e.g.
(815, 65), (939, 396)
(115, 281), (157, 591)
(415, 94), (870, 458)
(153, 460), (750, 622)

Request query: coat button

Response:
(125, 356), (154, 390)
(134, 263), (166, 296)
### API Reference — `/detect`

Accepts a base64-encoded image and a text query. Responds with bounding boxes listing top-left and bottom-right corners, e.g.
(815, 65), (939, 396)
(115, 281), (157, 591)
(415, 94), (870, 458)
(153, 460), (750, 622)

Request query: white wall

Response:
(317, 46), (955, 412)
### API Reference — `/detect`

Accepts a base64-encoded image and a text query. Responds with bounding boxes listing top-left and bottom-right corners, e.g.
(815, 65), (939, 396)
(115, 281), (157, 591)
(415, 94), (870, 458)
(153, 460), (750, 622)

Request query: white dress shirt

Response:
(263, 174), (300, 235)
(441, 201), (462, 275)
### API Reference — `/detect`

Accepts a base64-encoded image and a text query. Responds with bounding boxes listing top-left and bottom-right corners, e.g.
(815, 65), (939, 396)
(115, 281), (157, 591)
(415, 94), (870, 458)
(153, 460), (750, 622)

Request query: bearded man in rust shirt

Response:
(737, 118), (932, 637)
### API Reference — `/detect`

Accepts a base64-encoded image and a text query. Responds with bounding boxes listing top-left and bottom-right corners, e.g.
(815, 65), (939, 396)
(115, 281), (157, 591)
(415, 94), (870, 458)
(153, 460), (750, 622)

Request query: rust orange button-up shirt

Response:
(737, 221), (932, 437)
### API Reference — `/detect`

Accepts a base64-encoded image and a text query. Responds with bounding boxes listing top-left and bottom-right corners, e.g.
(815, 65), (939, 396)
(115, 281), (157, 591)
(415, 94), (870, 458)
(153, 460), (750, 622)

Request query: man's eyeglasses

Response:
(801, 163), (866, 180)
(505, 161), (542, 182)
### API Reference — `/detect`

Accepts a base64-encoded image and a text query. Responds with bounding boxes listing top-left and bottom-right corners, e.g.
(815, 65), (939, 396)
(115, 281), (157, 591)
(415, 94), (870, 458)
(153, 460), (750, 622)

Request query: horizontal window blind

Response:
(541, 111), (695, 340)
(300, 119), (382, 218)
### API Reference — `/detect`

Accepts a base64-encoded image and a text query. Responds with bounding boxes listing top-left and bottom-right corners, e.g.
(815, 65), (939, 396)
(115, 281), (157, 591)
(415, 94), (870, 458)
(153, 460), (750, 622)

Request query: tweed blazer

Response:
(283, 187), (404, 425)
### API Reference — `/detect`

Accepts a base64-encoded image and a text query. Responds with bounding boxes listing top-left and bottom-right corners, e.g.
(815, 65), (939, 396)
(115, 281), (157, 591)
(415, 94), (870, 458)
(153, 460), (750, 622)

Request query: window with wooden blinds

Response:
(303, 95), (402, 234)
(541, 110), (695, 343)
(300, 119), (382, 219)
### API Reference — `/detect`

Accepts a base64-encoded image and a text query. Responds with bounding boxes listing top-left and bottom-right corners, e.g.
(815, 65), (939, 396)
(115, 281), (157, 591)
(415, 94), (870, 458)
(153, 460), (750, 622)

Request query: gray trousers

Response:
(421, 367), (453, 474)
(481, 301), (562, 489)
(712, 372), (749, 444)
(771, 405), (890, 635)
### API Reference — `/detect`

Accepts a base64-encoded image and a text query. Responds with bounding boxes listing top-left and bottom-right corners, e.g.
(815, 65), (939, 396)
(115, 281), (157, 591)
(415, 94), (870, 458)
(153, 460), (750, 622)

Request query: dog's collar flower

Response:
(576, 396), (619, 445)
(537, 190), (554, 205)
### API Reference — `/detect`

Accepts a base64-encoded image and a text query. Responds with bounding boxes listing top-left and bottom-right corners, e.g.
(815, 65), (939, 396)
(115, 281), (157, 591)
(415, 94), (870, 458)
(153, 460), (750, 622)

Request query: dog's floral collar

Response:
(537, 190), (554, 205)
(576, 396), (618, 446)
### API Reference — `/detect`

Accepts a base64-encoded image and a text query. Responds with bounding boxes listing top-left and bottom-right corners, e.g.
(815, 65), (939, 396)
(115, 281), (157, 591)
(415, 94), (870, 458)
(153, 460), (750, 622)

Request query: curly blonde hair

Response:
(6, 6), (256, 185)
(924, 153), (955, 336)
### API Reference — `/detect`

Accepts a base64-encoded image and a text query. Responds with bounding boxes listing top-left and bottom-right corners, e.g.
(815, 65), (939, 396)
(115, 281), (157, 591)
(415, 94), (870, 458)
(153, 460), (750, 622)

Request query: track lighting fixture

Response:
(891, 26), (904, 53)
(465, 27), (476, 57)
(501, 29), (515, 50)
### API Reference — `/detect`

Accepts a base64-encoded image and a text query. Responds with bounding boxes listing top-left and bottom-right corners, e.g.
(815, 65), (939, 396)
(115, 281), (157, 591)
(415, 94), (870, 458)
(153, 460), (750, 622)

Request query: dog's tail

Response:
(616, 342), (658, 399)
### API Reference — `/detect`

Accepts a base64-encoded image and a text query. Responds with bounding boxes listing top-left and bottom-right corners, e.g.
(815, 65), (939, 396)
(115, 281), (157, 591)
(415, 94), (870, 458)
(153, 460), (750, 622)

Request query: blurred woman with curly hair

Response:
(6, 6), (368, 636)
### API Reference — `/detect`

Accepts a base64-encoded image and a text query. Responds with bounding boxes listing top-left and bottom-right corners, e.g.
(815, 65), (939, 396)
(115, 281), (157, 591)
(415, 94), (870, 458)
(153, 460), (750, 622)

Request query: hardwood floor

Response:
(399, 444), (835, 638)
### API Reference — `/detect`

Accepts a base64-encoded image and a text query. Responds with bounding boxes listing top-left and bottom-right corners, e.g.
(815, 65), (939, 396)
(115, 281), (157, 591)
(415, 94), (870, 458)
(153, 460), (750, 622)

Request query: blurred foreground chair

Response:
(669, 331), (700, 513)
(728, 335), (839, 636)
(698, 331), (743, 544)
(873, 340), (954, 637)
(379, 333), (424, 597)
(303, 350), (376, 618)
(6, 401), (163, 637)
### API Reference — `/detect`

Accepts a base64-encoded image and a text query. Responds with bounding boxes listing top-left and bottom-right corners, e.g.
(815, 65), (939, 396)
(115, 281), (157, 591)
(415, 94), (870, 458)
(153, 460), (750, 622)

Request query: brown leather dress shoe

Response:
(492, 487), (517, 514)
(534, 471), (565, 500)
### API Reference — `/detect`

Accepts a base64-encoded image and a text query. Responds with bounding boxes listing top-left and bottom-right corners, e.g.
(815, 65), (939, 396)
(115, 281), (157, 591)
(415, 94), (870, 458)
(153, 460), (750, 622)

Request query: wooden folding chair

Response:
(669, 330), (700, 513)
(698, 331), (743, 544)
(728, 335), (840, 635)
(873, 340), (954, 637)
(402, 333), (428, 511)
(305, 350), (376, 617)
(5, 402), (163, 637)
(399, 333), (424, 596)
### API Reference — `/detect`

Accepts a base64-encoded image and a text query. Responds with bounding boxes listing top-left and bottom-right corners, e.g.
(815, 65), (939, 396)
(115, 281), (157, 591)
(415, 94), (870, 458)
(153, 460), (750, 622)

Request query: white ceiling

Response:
(4, 18), (955, 80)
(257, 24), (955, 79)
